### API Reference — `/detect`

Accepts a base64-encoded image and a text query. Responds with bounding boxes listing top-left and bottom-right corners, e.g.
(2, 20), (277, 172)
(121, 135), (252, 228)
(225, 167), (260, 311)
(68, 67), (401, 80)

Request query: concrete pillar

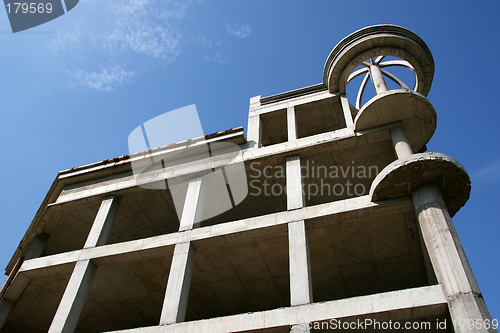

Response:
(0, 299), (14, 330)
(291, 323), (310, 333)
(390, 122), (494, 331)
(25, 234), (49, 260)
(48, 260), (97, 333)
(159, 242), (195, 325)
(287, 106), (297, 141)
(49, 195), (119, 333)
(247, 115), (261, 149)
(247, 95), (262, 149)
(286, 155), (304, 210)
(390, 126), (413, 159)
(288, 221), (313, 306)
(178, 177), (203, 231)
(340, 94), (355, 127)
(369, 64), (388, 94)
(0, 233), (50, 328)
(84, 196), (120, 248)
(160, 177), (203, 325)
(412, 185), (496, 333)
(286, 155), (312, 332)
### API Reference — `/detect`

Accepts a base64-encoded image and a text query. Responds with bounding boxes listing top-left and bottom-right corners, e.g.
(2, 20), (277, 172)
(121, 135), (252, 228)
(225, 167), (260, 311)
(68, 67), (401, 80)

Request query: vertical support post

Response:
(25, 234), (49, 260)
(390, 126), (413, 159)
(288, 220), (313, 306)
(286, 155), (312, 333)
(287, 105), (297, 141)
(340, 94), (355, 128)
(247, 95), (262, 149)
(0, 232), (50, 327)
(178, 177), (203, 231)
(286, 155), (304, 210)
(49, 195), (119, 333)
(369, 64), (388, 94)
(160, 177), (203, 325)
(412, 185), (496, 333)
(390, 124), (495, 331)
(291, 323), (311, 333)
(84, 196), (120, 248)
(48, 261), (97, 333)
(159, 242), (195, 325)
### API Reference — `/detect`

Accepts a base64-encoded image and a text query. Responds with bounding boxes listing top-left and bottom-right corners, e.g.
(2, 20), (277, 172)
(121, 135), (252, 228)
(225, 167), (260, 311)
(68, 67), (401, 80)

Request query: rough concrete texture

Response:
(0, 24), (495, 333)
(370, 152), (471, 217)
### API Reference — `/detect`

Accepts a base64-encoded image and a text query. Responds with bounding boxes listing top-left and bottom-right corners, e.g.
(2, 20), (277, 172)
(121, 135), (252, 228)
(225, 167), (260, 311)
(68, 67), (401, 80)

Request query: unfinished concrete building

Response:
(0, 25), (496, 332)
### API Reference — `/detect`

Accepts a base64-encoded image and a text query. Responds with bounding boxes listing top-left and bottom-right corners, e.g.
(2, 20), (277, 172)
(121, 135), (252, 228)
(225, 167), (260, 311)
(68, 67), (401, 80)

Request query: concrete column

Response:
(247, 95), (262, 149)
(288, 220), (313, 306)
(340, 94), (355, 127)
(48, 260), (96, 333)
(390, 123), (494, 331)
(390, 126), (413, 159)
(286, 155), (312, 333)
(412, 185), (496, 333)
(369, 64), (388, 94)
(0, 233), (50, 328)
(286, 155), (304, 210)
(84, 196), (120, 248)
(291, 323), (310, 333)
(159, 242), (195, 325)
(25, 234), (49, 260)
(0, 299), (14, 330)
(160, 177), (204, 325)
(49, 195), (119, 333)
(247, 115), (262, 149)
(287, 106), (297, 141)
(178, 177), (203, 231)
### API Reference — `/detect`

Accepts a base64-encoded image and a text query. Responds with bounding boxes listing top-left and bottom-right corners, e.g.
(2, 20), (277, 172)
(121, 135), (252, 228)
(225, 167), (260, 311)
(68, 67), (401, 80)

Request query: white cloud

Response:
(203, 52), (225, 65)
(48, 28), (82, 52)
(69, 66), (135, 92)
(194, 35), (222, 49)
(225, 22), (252, 38)
(48, 0), (192, 92)
(470, 158), (500, 182)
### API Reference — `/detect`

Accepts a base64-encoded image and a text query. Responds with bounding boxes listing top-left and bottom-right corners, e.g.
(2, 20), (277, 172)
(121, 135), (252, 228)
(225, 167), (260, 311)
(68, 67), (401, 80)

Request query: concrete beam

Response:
(160, 242), (195, 325)
(53, 127), (355, 205)
(116, 285), (446, 333)
(0, 234), (48, 304)
(250, 90), (336, 116)
(412, 185), (496, 333)
(15, 196), (410, 280)
(49, 195), (119, 333)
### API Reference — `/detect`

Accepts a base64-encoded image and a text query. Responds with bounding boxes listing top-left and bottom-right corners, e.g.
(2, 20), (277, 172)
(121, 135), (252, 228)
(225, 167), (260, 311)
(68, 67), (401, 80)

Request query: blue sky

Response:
(1, 0), (499, 320)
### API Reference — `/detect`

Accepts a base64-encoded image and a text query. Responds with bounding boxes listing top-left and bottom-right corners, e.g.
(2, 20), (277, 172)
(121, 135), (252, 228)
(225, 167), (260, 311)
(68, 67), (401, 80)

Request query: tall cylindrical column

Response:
(369, 64), (388, 94)
(390, 126), (413, 159)
(390, 124), (495, 332)
(412, 185), (495, 333)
